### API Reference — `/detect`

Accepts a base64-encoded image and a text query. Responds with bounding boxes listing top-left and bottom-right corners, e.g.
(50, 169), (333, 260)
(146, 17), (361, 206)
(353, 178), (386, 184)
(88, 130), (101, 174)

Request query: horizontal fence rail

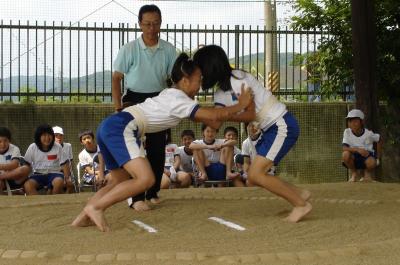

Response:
(0, 21), (354, 103)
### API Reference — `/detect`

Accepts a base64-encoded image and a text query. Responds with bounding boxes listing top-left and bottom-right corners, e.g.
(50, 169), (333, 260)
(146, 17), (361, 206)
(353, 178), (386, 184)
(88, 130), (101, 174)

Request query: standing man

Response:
(112, 4), (177, 211)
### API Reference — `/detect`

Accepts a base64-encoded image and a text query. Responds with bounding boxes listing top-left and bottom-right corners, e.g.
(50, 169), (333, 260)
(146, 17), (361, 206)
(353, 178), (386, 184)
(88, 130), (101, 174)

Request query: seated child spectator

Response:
(53, 126), (75, 193)
(223, 126), (245, 187)
(342, 109), (382, 182)
(175, 129), (196, 178)
(190, 123), (241, 186)
(0, 127), (30, 194)
(23, 124), (70, 195)
(161, 129), (191, 189)
(78, 129), (105, 186)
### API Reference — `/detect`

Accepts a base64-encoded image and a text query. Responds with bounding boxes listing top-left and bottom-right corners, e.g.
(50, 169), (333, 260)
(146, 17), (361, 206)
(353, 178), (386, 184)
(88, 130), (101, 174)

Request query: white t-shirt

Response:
(342, 128), (380, 152)
(0, 143), (21, 174)
(61, 143), (73, 161)
(127, 88), (200, 134)
(165, 143), (179, 167)
(176, 146), (194, 173)
(78, 146), (100, 170)
(24, 142), (67, 174)
(214, 70), (287, 130)
(241, 136), (260, 161)
(192, 138), (225, 164)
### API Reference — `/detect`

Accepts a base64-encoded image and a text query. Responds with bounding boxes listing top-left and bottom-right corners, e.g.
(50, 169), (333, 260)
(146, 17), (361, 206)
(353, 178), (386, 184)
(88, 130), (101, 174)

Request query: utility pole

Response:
(264, 0), (279, 91)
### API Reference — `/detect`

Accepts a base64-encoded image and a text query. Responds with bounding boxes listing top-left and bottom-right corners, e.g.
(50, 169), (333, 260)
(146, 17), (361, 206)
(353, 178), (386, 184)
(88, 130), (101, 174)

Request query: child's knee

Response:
(365, 157), (377, 169)
(342, 151), (352, 161)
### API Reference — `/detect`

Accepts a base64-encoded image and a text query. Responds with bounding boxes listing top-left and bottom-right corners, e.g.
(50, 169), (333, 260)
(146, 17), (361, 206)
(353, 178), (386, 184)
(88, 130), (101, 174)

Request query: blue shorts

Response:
(353, 152), (376, 169)
(30, 173), (64, 189)
(256, 112), (300, 165)
(205, 162), (226, 181)
(6, 179), (24, 189)
(97, 111), (145, 170)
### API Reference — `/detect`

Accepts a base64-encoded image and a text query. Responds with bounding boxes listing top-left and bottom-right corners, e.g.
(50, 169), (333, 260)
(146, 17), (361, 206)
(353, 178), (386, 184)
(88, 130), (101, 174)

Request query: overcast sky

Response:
(0, 0), (295, 27)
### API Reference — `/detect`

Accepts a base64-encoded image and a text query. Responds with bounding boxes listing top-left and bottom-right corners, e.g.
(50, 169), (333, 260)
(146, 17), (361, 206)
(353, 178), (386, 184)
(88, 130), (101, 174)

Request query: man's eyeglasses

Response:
(141, 21), (161, 28)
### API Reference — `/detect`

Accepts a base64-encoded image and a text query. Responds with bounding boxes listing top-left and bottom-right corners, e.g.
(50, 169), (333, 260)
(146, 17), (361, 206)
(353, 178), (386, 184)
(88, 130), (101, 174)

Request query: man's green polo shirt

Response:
(113, 35), (177, 93)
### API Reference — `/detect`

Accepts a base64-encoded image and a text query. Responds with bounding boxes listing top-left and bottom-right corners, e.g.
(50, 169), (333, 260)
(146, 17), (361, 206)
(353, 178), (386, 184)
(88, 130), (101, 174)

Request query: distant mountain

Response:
(1, 71), (112, 94)
(1, 52), (306, 94)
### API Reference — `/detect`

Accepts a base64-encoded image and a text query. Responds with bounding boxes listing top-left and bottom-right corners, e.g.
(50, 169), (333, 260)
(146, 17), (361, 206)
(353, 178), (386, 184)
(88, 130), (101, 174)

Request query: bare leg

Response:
(84, 158), (155, 232)
(71, 168), (131, 227)
(248, 156), (312, 223)
(220, 146), (241, 181)
(342, 151), (357, 182)
(193, 150), (209, 181)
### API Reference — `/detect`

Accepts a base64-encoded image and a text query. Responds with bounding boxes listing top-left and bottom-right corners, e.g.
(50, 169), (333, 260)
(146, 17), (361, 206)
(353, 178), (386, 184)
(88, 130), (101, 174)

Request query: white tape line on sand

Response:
(208, 217), (246, 231)
(132, 220), (157, 233)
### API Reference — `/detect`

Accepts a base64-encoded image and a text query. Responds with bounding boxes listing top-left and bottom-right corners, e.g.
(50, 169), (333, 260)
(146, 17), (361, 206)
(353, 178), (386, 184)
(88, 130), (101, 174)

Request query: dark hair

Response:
(138, 5), (162, 22)
(171, 53), (198, 84)
(79, 129), (94, 142)
(193, 45), (233, 92)
(181, 129), (195, 139)
(224, 126), (238, 136)
(34, 124), (55, 152)
(0, 127), (11, 140)
(201, 123), (218, 133)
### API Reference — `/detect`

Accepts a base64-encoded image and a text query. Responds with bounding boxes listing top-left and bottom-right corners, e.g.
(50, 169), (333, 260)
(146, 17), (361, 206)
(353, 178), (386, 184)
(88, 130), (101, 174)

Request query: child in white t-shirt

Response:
(0, 127), (30, 193)
(342, 109), (382, 182)
(23, 124), (69, 195)
(160, 129), (192, 189)
(190, 123), (239, 185)
(53, 126), (75, 193)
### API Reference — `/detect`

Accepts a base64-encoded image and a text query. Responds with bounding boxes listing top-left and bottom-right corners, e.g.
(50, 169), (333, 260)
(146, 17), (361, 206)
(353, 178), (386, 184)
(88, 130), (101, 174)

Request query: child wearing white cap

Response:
(53, 126), (75, 193)
(342, 109), (382, 182)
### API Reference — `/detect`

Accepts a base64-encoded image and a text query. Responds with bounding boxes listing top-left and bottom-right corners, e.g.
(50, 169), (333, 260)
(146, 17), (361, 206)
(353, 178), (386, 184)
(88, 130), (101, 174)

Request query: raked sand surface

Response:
(1, 182), (400, 264)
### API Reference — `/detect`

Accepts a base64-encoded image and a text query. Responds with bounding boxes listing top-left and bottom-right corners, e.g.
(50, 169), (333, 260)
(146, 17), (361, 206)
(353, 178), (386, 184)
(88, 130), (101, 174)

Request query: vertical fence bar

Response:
(277, 26), (281, 99)
(60, 21), (63, 101)
(85, 22), (88, 101)
(299, 30), (303, 100)
(1, 20), (3, 101)
(52, 21), (55, 101)
(292, 31), (295, 100)
(35, 21), (38, 101)
(102, 22), (105, 102)
(9, 20), (12, 101)
(249, 25), (251, 73)
(256, 26), (259, 79)
(110, 23), (113, 98)
(77, 22), (80, 101)
(69, 21), (72, 101)
(94, 22), (97, 101)
(27, 20), (29, 101)
(241, 25), (244, 69)
(189, 24), (192, 57)
(263, 25), (266, 88)
(18, 20), (20, 101)
(234, 25), (239, 69)
(44, 21), (47, 101)
(285, 26), (288, 100)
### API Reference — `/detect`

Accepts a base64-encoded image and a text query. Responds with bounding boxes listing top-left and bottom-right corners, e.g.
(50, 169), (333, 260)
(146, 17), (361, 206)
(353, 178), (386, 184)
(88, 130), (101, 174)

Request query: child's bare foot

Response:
(150, 197), (161, 204)
(226, 172), (240, 180)
(84, 205), (110, 232)
(300, 189), (311, 201)
(71, 211), (94, 227)
(284, 202), (312, 223)
(360, 176), (373, 182)
(132, 200), (151, 211)
(348, 175), (357, 182)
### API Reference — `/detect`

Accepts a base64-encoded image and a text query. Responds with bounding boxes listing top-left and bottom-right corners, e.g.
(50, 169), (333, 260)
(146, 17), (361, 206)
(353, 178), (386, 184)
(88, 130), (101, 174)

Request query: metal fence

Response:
(0, 21), (354, 103)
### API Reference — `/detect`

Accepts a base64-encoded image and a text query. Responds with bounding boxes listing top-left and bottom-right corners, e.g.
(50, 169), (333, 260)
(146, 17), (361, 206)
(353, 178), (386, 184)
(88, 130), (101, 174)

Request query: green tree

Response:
(291, 0), (400, 181)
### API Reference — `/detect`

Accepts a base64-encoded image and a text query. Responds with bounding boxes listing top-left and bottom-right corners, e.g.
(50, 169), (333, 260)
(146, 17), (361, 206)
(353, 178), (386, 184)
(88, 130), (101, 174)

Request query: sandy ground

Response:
(1, 183), (400, 265)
